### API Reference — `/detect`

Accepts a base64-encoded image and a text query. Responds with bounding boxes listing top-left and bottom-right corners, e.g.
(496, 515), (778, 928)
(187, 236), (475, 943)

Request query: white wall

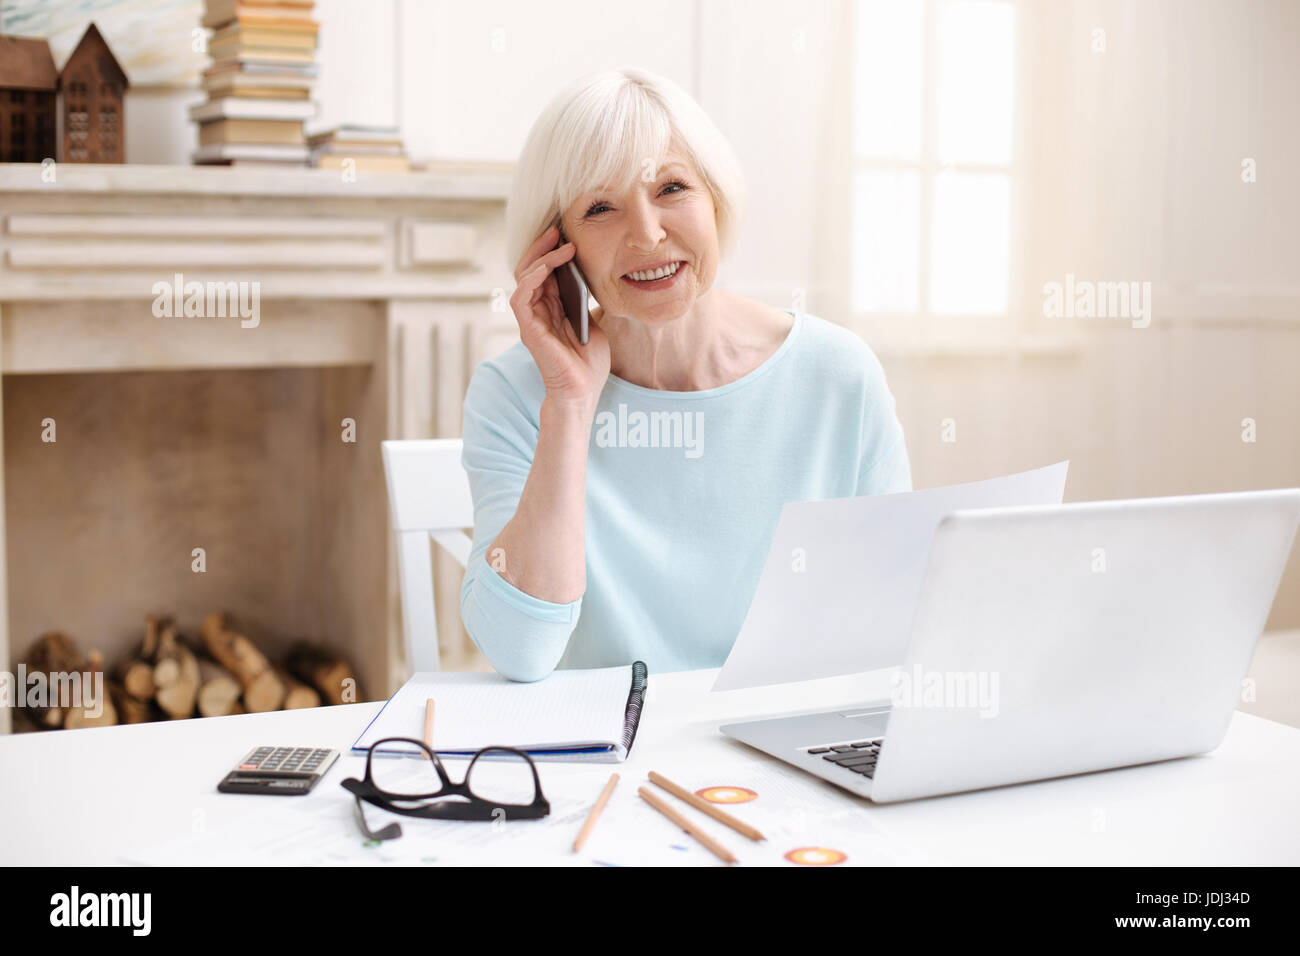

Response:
(121, 0), (835, 304)
(393, 0), (699, 162)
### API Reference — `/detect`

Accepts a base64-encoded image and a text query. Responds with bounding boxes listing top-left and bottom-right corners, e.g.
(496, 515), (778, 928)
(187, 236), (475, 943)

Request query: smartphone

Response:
(554, 226), (590, 345)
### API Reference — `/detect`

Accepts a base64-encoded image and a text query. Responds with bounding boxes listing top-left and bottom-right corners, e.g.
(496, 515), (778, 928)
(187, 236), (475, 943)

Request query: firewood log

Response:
(141, 613), (165, 660)
(22, 632), (85, 729)
(113, 657), (155, 701)
(63, 649), (118, 729)
(152, 622), (183, 689)
(155, 642), (200, 719)
(274, 663), (321, 710)
(240, 669), (282, 713)
(109, 681), (151, 724)
(25, 632), (83, 669)
(286, 642), (359, 706)
(197, 658), (241, 717)
(63, 705), (117, 729)
(201, 611), (284, 713)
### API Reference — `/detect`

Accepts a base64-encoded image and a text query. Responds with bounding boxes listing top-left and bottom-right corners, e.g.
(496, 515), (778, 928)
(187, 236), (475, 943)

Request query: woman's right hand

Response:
(511, 224), (611, 413)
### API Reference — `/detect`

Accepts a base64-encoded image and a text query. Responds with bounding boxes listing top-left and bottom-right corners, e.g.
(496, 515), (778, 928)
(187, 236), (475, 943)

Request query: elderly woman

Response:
(460, 67), (910, 681)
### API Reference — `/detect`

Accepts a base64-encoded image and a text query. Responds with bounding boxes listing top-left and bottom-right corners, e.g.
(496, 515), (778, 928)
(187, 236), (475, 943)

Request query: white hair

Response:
(504, 67), (746, 271)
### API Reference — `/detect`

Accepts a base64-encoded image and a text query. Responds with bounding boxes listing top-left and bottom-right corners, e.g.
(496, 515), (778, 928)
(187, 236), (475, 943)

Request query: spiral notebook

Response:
(352, 662), (648, 762)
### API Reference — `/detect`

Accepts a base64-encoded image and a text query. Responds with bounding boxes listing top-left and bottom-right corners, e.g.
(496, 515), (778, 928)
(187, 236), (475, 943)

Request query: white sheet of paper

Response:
(712, 461), (1069, 691)
(124, 755), (932, 867)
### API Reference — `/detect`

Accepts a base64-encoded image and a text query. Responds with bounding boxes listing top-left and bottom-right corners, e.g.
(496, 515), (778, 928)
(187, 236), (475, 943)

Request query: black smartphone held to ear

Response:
(554, 225), (590, 345)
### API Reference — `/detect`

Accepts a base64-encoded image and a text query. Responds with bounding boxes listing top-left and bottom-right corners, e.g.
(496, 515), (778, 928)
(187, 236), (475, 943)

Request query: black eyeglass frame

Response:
(341, 737), (550, 841)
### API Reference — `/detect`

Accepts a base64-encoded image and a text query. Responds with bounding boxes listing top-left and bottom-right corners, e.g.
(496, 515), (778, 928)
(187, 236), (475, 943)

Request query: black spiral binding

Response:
(620, 660), (648, 756)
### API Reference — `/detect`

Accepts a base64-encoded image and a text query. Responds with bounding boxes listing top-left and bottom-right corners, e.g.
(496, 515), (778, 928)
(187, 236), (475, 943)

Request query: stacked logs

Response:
(18, 613), (361, 730)
(22, 631), (116, 729)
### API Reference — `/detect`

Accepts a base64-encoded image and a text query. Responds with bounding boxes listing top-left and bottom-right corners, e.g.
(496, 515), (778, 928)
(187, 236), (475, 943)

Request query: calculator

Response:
(217, 746), (340, 796)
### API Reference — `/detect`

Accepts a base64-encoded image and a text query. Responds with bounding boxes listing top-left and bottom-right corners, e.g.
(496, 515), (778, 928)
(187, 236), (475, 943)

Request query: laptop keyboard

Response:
(807, 738), (883, 779)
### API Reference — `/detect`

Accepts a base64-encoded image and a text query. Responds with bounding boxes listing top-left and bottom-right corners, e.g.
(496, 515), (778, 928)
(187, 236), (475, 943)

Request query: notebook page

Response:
(353, 664), (633, 754)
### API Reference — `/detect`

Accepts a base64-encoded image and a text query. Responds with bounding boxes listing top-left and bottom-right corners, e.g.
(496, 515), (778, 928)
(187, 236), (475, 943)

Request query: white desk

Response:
(2, 667), (1298, 866)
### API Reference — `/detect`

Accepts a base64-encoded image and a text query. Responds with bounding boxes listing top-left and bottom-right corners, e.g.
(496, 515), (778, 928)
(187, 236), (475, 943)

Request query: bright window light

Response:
(851, 0), (1017, 321)
(936, 0), (1016, 165)
(853, 0), (925, 161)
(852, 169), (922, 313)
(929, 171), (1011, 314)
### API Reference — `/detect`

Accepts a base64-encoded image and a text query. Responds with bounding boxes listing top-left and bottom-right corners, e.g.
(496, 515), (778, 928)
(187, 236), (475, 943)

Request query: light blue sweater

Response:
(459, 310), (911, 681)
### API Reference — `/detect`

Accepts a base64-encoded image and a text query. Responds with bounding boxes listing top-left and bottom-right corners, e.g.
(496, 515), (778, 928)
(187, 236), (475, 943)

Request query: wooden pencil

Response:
(423, 698), (435, 756)
(648, 770), (766, 842)
(572, 773), (619, 852)
(638, 785), (738, 864)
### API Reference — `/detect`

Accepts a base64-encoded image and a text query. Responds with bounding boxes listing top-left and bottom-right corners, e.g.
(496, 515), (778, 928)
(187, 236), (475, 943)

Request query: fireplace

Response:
(0, 162), (522, 733)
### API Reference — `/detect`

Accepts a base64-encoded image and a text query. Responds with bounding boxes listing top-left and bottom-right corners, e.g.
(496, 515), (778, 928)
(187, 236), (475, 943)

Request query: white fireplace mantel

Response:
(0, 162), (516, 301)
(0, 163), (524, 734)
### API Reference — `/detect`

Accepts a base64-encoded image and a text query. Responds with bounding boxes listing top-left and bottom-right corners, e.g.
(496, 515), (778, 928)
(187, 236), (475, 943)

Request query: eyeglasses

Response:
(341, 737), (550, 841)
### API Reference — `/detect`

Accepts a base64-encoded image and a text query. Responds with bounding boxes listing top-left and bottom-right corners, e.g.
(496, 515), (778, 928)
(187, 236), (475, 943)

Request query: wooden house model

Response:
(0, 22), (127, 164)
(59, 23), (128, 163)
(0, 35), (59, 163)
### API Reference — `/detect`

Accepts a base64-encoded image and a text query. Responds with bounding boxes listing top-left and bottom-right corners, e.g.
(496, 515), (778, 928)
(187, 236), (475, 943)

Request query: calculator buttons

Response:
(233, 747), (340, 780)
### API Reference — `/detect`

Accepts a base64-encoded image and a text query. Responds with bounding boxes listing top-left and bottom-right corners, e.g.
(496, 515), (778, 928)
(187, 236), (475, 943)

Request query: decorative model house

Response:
(0, 35), (59, 163)
(0, 23), (128, 165)
(59, 23), (128, 163)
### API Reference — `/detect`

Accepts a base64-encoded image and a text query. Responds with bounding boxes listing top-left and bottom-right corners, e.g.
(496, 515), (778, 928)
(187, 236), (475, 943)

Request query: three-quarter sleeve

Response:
(855, 346), (913, 496)
(459, 361), (581, 682)
(858, 434), (912, 496)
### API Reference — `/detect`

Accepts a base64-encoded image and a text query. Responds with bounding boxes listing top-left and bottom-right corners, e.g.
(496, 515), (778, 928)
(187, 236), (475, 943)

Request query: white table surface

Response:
(2, 667), (1297, 866)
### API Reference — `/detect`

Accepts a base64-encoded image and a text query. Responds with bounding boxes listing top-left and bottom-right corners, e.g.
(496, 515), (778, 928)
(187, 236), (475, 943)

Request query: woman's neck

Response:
(595, 290), (791, 391)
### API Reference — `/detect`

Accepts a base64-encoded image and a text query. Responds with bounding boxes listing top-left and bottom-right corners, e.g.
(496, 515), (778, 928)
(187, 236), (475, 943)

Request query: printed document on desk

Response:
(127, 749), (932, 867)
(713, 461), (1069, 691)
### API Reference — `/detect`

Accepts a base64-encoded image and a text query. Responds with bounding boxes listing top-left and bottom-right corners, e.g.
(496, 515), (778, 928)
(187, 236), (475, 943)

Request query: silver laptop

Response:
(722, 488), (1300, 803)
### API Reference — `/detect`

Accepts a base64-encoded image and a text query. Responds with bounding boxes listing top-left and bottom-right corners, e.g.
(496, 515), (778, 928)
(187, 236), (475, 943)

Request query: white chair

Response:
(381, 439), (475, 674)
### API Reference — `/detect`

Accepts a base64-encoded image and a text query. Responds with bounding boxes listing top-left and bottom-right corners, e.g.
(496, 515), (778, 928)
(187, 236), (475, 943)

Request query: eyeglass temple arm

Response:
(353, 796), (402, 842)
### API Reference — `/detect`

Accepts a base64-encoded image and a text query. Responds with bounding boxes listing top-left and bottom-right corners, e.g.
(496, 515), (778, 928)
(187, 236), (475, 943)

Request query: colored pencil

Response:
(648, 770), (765, 842)
(638, 785), (737, 864)
(572, 773), (620, 852)
(423, 698), (435, 756)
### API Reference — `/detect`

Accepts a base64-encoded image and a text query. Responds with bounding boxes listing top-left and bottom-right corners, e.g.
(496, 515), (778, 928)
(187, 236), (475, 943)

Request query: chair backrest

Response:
(381, 439), (475, 674)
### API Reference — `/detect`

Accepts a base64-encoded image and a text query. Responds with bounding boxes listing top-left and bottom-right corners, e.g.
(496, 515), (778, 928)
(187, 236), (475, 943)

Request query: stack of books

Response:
(191, 0), (319, 167)
(309, 125), (411, 173)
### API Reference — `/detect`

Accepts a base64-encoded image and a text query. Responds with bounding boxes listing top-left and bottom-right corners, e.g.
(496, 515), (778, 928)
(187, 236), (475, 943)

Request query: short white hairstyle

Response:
(504, 67), (746, 271)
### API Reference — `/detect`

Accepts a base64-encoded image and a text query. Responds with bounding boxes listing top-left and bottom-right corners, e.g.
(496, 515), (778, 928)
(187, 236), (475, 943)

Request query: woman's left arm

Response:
(855, 348), (912, 496)
(858, 434), (913, 496)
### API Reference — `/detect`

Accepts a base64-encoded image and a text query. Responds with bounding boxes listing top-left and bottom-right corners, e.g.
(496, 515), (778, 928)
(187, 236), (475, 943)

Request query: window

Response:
(851, 0), (1019, 331)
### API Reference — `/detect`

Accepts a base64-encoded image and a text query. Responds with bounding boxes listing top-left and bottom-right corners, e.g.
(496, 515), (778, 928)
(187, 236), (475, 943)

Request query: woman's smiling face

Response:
(560, 150), (719, 325)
